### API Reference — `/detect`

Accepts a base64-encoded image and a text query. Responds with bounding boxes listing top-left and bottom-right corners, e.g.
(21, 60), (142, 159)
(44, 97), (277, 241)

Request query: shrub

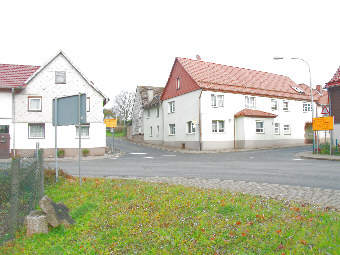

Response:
(57, 149), (65, 158)
(82, 148), (89, 157)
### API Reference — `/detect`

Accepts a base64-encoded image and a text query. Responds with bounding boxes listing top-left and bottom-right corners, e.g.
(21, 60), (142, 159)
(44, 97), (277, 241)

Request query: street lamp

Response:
(273, 57), (315, 152)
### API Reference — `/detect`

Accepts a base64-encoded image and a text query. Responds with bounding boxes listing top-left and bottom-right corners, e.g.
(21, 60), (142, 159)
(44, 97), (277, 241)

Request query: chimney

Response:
(147, 88), (153, 103)
(196, 55), (201, 61)
(316, 85), (322, 93)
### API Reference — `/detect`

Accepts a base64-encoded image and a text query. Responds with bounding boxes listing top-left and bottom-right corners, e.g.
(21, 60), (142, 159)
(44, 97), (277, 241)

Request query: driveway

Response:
(56, 138), (340, 190)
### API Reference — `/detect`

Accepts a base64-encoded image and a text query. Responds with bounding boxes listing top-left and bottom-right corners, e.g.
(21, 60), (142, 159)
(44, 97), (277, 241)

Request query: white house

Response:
(155, 57), (325, 151)
(0, 51), (108, 158)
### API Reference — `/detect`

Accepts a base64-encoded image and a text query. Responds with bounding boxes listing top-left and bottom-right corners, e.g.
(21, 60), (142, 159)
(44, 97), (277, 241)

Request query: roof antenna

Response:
(196, 55), (201, 61)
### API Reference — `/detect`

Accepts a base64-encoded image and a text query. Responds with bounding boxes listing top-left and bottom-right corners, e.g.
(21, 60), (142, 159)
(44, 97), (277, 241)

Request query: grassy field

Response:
(1, 175), (339, 254)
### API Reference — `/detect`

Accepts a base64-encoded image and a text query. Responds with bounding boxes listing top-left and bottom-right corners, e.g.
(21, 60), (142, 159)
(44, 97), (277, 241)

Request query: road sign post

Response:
(313, 116), (334, 155)
(104, 119), (117, 154)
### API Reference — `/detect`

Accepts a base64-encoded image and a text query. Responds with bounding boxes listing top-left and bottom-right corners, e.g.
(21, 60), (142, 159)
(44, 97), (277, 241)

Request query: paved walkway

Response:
(112, 176), (340, 210)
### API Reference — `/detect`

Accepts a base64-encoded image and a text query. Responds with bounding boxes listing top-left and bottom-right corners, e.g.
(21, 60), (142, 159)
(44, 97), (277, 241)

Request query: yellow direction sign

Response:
(104, 119), (117, 128)
(312, 116), (333, 131)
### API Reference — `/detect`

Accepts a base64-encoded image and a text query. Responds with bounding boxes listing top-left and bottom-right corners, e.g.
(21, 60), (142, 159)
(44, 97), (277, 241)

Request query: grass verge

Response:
(1, 176), (339, 254)
(106, 130), (125, 138)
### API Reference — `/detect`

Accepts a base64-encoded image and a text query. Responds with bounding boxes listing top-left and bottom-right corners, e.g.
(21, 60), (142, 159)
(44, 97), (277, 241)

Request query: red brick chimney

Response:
(316, 85), (322, 93)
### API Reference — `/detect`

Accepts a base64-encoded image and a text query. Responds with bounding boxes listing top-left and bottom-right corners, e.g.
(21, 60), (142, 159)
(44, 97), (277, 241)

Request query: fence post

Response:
(39, 149), (44, 199)
(10, 157), (20, 236)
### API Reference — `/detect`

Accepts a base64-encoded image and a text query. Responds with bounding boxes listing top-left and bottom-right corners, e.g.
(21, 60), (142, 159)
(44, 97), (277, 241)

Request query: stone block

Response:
(26, 210), (48, 236)
(38, 195), (75, 228)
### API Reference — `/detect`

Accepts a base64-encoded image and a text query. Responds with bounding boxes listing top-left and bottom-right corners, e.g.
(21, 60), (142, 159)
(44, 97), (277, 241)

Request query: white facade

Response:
(144, 104), (164, 145)
(160, 90), (315, 150)
(9, 52), (107, 157)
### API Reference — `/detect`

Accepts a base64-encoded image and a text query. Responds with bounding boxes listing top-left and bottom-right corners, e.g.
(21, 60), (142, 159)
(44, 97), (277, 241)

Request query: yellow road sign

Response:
(312, 116), (333, 131)
(104, 119), (117, 128)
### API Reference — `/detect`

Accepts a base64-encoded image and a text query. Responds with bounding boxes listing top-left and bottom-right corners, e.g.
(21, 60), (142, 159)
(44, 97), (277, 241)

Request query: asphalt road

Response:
(57, 138), (340, 190)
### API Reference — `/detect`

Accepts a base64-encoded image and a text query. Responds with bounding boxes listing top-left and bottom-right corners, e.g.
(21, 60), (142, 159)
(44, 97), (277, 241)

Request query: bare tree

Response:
(111, 90), (135, 124)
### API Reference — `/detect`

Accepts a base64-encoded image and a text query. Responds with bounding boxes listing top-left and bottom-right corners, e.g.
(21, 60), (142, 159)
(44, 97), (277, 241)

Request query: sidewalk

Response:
(296, 151), (340, 161)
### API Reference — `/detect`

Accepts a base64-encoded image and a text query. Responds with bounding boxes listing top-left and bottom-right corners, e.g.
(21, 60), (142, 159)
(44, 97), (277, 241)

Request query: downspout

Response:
(199, 89), (202, 151)
(234, 116), (236, 149)
(12, 88), (16, 157)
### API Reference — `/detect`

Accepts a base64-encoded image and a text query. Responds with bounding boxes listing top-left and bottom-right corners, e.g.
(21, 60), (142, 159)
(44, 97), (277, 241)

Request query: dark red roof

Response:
(0, 64), (40, 88)
(176, 57), (312, 101)
(234, 109), (278, 118)
(325, 66), (340, 88)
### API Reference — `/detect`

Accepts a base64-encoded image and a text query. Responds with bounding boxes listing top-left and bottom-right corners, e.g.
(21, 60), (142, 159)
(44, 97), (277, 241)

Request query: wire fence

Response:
(0, 147), (44, 245)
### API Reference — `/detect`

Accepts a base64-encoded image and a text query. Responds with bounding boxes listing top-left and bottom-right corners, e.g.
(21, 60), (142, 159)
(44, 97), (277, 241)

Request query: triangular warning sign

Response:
(321, 106), (329, 115)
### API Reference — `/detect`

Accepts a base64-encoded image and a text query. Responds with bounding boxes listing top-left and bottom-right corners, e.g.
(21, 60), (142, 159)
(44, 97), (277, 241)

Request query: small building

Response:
(0, 51), (108, 158)
(131, 86), (164, 142)
(325, 66), (340, 144)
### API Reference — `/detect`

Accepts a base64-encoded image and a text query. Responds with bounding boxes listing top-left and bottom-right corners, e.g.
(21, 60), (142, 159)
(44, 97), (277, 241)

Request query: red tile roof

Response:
(0, 64), (40, 88)
(176, 57), (312, 101)
(325, 66), (340, 88)
(234, 109), (278, 118)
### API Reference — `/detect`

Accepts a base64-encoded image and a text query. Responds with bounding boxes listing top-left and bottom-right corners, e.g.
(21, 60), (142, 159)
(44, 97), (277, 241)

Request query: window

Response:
(55, 71), (66, 84)
(303, 102), (311, 112)
(169, 124), (175, 135)
(157, 126), (160, 136)
(176, 77), (180, 90)
(28, 97), (42, 112)
(150, 126), (153, 137)
(245, 96), (256, 109)
(283, 124), (291, 135)
(211, 94), (224, 107)
(157, 107), (160, 117)
(86, 97), (90, 112)
(0, 125), (9, 133)
(256, 121), (264, 133)
(271, 99), (278, 111)
(76, 125), (90, 138)
(212, 120), (225, 133)
(169, 101), (175, 113)
(28, 124), (45, 139)
(283, 100), (289, 112)
(274, 123), (280, 135)
(186, 121), (196, 134)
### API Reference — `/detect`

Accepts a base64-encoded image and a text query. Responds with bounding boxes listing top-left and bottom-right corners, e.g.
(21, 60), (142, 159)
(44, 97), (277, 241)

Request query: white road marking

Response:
(293, 158), (303, 161)
(249, 157), (254, 159)
(143, 157), (154, 159)
(162, 155), (176, 157)
(130, 153), (147, 155)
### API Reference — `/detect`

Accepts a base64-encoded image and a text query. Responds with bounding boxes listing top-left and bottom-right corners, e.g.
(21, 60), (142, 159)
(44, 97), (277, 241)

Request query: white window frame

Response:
(169, 101), (175, 113)
(176, 77), (180, 90)
(157, 107), (160, 117)
(169, 124), (175, 135)
(211, 94), (224, 108)
(271, 99), (278, 111)
(303, 102), (311, 112)
(283, 100), (289, 112)
(157, 126), (160, 136)
(274, 123), (280, 135)
(76, 125), (90, 139)
(186, 121), (195, 134)
(212, 120), (225, 133)
(28, 97), (42, 112)
(28, 123), (45, 139)
(150, 126), (153, 137)
(283, 124), (291, 135)
(256, 121), (264, 134)
(147, 109), (150, 118)
(245, 96), (256, 109)
(55, 71), (66, 84)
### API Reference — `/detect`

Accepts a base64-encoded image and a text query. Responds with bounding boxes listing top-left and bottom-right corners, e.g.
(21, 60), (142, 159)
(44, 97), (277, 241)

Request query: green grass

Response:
(1, 177), (339, 254)
(106, 130), (125, 138)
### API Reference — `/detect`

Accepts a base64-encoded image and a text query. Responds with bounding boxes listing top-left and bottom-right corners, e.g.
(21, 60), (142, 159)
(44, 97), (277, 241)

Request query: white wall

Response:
(0, 91), (12, 119)
(162, 90), (201, 149)
(144, 104), (163, 144)
(12, 53), (106, 153)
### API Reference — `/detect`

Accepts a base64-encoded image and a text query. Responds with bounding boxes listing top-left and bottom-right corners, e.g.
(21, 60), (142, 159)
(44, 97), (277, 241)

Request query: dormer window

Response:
(55, 71), (66, 84)
(176, 77), (180, 90)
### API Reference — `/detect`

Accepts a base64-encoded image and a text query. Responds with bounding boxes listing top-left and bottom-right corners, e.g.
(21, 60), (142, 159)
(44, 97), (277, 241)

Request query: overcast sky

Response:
(1, 0), (339, 108)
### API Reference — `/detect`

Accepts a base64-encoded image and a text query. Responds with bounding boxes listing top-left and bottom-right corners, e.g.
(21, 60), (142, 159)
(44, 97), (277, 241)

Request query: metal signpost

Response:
(53, 94), (87, 185)
(313, 116), (334, 155)
(104, 119), (117, 153)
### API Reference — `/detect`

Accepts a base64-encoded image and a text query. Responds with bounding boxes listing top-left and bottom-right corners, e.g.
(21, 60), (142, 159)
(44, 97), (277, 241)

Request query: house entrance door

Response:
(0, 125), (10, 159)
(305, 123), (313, 144)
